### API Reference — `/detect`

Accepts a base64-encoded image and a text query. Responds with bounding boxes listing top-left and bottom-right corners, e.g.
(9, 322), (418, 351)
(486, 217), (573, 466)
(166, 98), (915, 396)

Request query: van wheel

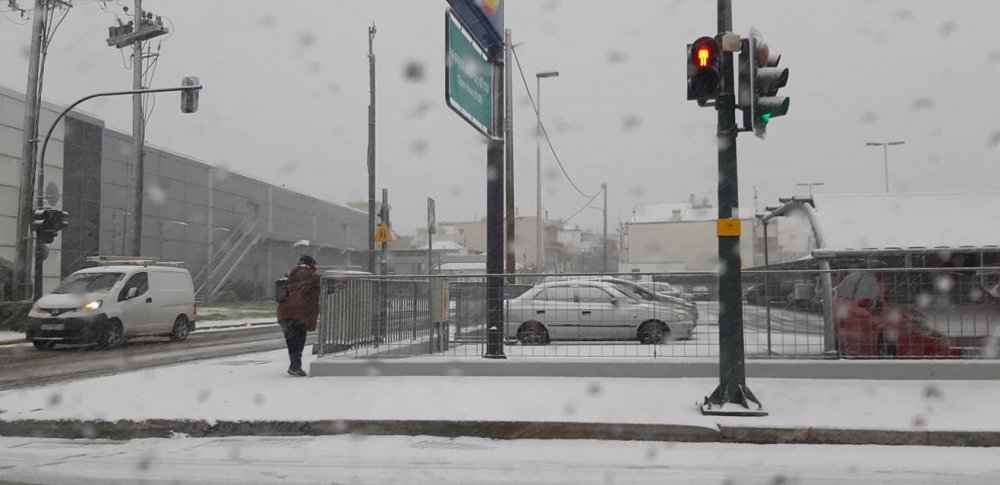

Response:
(877, 332), (897, 357)
(33, 341), (56, 351)
(170, 316), (190, 342)
(97, 319), (124, 350)
(638, 320), (670, 344)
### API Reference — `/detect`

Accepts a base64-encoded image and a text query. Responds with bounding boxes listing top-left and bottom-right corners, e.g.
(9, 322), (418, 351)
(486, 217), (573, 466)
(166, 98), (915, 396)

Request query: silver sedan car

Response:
(505, 280), (696, 345)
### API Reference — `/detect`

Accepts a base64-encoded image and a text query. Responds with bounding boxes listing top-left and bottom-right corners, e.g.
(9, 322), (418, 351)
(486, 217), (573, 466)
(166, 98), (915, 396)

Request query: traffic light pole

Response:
(25, 85), (201, 300)
(701, 0), (765, 415)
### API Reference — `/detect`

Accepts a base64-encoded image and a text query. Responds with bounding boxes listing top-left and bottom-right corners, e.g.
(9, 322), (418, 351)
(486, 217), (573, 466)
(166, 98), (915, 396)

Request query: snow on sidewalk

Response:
(1, 435), (999, 485)
(1, 348), (999, 433)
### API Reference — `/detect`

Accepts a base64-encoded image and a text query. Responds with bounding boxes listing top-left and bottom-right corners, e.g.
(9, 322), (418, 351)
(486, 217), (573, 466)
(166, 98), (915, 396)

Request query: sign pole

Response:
(484, 57), (506, 360)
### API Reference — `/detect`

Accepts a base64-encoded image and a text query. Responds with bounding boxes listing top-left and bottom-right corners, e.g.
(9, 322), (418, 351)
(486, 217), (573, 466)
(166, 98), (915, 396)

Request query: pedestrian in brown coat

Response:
(276, 255), (320, 376)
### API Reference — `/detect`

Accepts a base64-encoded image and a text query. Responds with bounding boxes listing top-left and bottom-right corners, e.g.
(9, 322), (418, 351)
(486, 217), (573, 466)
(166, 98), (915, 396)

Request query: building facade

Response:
(1, 84), (367, 299)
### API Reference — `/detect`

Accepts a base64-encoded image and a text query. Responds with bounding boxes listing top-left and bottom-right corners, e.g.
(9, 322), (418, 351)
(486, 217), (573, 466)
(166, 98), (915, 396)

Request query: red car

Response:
(832, 271), (997, 358)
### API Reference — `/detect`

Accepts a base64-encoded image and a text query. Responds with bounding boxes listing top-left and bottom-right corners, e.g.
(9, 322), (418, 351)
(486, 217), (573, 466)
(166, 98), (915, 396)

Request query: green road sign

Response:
(446, 11), (494, 138)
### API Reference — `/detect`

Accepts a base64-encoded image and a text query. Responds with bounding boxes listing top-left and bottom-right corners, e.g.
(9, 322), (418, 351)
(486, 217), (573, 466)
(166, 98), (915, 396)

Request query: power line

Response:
(547, 185), (604, 229)
(510, 44), (599, 200)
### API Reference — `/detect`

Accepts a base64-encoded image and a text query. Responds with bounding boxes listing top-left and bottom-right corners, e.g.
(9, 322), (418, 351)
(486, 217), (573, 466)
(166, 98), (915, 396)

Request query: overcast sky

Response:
(2, 0), (999, 234)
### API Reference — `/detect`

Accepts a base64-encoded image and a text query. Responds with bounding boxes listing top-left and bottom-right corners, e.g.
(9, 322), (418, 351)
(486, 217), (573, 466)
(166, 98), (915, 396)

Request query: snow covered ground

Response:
(1, 435), (998, 485)
(0, 330), (25, 342)
(1, 348), (998, 433)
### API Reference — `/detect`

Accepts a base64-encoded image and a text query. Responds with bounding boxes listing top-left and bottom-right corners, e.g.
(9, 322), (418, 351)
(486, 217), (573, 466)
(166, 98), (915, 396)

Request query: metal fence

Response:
(316, 268), (1000, 360)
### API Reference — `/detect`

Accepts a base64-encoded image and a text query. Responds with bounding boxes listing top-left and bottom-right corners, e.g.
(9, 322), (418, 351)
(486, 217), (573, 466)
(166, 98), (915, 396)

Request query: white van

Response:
(25, 265), (196, 351)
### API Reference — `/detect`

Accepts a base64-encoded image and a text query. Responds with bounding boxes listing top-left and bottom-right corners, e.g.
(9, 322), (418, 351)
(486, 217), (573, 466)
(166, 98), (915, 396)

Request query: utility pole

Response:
(535, 71), (559, 272)
(504, 28), (516, 282)
(128, 0), (144, 256)
(701, 0), (764, 415)
(13, 0), (48, 299)
(367, 24), (377, 274)
(602, 182), (608, 273)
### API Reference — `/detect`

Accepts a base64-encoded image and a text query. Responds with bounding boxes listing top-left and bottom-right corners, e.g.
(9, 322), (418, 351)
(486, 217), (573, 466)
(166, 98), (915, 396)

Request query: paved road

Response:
(0, 326), (306, 392)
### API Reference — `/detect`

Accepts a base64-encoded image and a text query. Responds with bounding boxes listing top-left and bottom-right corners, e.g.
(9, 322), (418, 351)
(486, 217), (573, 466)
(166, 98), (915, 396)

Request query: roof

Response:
(415, 240), (470, 251)
(630, 202), (757, 223)
(813, 192), (1000, 252)
(76, 265), (188, 274)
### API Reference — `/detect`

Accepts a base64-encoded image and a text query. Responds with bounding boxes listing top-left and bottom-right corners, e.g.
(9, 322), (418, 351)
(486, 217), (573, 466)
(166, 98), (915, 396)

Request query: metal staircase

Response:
(195, 218), (263, 300)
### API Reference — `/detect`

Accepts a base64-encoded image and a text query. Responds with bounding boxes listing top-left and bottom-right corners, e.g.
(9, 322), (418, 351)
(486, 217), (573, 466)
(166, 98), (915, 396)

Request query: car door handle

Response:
(581, 311), (592, 315)
(536, 310), (545, 314)
(145, 298), (153, 303)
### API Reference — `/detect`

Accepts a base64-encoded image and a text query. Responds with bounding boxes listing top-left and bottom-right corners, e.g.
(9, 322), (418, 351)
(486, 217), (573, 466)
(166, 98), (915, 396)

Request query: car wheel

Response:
(97, 319), (124, 350)
(877, 332), (897, 357)
(638, 320), (670, 344)
(517, 322), (550, 346)
(32, 341), (56, 351)
(170, 316), (190, 342)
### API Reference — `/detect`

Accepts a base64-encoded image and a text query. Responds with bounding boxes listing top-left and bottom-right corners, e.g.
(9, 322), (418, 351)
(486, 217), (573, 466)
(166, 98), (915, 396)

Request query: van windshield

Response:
(52, 273), (125, 295)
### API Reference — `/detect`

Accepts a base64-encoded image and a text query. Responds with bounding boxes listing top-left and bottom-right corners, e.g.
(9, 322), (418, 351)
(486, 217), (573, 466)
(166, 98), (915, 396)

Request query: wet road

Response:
(0, 326), (309, 392)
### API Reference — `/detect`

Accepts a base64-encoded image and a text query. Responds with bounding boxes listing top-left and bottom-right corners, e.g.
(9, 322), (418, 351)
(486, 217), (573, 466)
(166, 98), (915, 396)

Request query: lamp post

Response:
(160, 221), (188, 259)
(795, 182), (824, 197)
(536, 70), (559, 272)
(865, 141), (905, 193)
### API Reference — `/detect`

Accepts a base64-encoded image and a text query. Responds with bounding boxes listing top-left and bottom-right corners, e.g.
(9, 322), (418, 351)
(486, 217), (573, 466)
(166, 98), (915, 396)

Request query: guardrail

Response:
(315, 268), (1000, 360)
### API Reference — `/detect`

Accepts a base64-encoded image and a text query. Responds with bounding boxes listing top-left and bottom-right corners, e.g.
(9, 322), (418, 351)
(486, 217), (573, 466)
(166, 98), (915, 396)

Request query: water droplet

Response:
(403, 60), (426, 82)
(987, 131), (1000, 148)
(587, 382), (602, 396)
(253, 393), (265, 405)
(411, 140), (430, 156)
(622, 114), (641, 131)
(935, 274), (955, 293)
(298, 32), (317, 49)
(923, 384), (943, 400)
(912, 97), (935, 111)
(198, 388), (211, 402)
(449, 185), (464, 198)
(912, 414), (927, 428)
(940, 21), (958, 36)
(895, 8), (914, 21)
(607, 50), (628, 64)
(258, 15), (275, 28)
(48, 392), (62, 407)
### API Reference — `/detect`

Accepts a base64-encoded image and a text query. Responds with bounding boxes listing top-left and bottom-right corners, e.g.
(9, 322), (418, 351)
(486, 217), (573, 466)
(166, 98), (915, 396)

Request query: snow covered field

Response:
(0, 435), (998, 485)
(1, 348), (998, 433)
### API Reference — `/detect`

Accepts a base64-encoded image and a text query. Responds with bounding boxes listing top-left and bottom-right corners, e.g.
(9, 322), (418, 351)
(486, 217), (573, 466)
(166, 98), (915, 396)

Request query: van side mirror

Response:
(610, 298), (620, 306)
(127, 287), (138, 299)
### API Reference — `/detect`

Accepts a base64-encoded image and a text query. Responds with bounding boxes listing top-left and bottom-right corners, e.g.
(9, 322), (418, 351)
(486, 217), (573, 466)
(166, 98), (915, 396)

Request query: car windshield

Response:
(51, 272), (124, 295)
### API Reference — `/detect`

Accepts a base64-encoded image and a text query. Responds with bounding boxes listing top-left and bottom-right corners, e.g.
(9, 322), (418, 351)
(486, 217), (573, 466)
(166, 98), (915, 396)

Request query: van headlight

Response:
(82, 300), (102, 311)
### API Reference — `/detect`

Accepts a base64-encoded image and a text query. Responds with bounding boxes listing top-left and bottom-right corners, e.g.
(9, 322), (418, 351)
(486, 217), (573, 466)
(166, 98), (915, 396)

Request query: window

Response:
(854, 274), (880, 302)
(119, 272), (149, 301)
(53, 272), (124, 295)
(577, 286), (614, 302)
(540, 286), (575, 302)
(836, 273), (862, 300)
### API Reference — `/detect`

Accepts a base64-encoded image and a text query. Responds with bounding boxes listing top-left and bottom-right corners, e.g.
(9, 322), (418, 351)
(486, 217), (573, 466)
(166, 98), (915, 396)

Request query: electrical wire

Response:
(0, 5), (29, 25)
(510, 43), (599, 199)
(546, 186), (604, 229)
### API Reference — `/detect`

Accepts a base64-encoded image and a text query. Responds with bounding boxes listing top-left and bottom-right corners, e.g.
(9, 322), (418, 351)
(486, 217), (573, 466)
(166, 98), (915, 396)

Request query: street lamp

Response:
(536, 70), (559, 272)
(160, 220), (188, 259)
(795, 182), (825, 197)
(865, 141), (905, 193)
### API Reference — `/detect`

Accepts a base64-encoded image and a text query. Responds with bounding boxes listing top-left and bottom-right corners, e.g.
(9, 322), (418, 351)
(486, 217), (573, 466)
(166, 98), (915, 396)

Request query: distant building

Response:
(619, 193), (809, 273)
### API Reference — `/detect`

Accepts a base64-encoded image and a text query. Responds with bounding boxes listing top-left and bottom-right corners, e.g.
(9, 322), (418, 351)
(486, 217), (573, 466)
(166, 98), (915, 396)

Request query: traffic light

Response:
(33, 209), (69, 245)
(181, 76), (200, 114)
(738, 28), (789, 138)
(687, 36), (722, 101)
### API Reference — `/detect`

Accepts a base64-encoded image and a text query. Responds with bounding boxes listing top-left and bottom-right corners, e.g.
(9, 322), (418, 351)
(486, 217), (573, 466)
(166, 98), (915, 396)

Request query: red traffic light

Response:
(690, 37), (720, 70)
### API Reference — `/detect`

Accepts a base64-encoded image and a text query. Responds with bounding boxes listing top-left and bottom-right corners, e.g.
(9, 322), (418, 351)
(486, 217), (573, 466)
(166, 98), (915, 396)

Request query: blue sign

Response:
(445, 0), (504, 58)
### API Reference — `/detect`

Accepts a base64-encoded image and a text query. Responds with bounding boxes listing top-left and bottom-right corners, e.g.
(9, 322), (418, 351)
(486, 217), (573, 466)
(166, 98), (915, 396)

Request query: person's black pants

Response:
(279, 319), (307, 371)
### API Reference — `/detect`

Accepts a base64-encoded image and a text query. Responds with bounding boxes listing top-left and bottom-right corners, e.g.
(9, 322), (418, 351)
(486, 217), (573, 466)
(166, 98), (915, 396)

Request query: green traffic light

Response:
(760, 112), (772, 123)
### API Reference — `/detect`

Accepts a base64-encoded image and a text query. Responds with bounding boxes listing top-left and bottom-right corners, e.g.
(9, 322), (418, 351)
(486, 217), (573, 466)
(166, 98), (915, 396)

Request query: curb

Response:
(193, 321), (276, 332)
(2, 419), (998, 447)
(0, 339), (26, 347)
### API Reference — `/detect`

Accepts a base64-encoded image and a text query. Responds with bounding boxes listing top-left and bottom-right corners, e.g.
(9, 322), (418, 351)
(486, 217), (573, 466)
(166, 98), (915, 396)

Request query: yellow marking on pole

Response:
(717, 218), (741, 237)
(375, 223), (393, 243)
